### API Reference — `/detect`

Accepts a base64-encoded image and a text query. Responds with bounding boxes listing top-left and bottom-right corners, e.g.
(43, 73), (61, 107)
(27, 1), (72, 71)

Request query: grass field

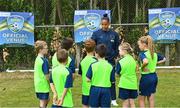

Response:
(0, 69), (180, 107)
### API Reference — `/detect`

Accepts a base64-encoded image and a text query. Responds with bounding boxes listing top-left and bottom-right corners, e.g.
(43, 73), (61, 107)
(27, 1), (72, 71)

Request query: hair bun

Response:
(103, 14), (108, 17)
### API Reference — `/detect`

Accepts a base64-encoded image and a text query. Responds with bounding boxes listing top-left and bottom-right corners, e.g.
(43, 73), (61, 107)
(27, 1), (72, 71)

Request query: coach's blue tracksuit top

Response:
(91, 29), (120, 65)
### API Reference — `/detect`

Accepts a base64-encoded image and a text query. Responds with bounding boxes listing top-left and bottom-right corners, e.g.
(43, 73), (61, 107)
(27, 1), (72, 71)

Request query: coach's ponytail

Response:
(102, 14), (110, 22)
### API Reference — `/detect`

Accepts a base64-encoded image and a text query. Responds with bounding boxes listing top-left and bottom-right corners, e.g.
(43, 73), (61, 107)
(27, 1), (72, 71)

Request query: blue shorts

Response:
(36, 92), (49, 100)
(119, 88), (138, 100)
(82, 95), (89, 105)
(89, 86), (111, 107)
(51, 104), (62, 108)
(139, 73), (158, 96)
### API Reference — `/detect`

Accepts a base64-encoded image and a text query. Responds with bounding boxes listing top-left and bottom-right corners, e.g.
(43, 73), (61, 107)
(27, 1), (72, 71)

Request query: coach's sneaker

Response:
(111, 100), (118, 106)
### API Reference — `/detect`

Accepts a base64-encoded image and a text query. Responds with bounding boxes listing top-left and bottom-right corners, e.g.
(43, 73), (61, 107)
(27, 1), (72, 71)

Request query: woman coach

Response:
(91, 14), (120, 106)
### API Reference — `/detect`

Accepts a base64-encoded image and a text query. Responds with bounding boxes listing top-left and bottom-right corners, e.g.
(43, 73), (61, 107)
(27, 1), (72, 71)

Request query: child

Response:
(34, 40), (50, 108)
(51, 49), (73, 107)
(138, 36), (166, 108)
(86, 44), (115, 107)
(51, 39), (61, 69)
(116, 42), (138, 108)
(52, 38), (75, 75)
(78, 39), (97, 108)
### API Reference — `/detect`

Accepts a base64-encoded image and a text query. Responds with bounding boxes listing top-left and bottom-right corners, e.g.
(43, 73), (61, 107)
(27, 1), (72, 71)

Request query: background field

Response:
(0, 69), (180, 107)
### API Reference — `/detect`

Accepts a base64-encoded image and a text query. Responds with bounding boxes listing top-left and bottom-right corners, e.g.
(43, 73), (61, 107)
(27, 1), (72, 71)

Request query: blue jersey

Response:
(139, 51), (165, 62)
(91, 29), (120, 65)
(41, 57), (49, 75)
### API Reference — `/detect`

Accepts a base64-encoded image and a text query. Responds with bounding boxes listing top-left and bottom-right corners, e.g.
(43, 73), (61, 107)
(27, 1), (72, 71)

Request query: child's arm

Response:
(45, 74), (50, 82)
(157, 53), (166, 64)
(42, 58), (50, 82)
(78, 64), (82, 76)
(58, 70), (73, 105)
(115, 62), (121, 76)
(86, 65), (93, 82)
(69, 57), (76, 79)
(110, 67), (115, 84)
(139, 52), (149, 72)
(49, 73), (58, 104)
(157, 58), (166, 64)
(141, 58), (149, 71)
(50, 83), (58, 104)
(57, 88), (68, 106)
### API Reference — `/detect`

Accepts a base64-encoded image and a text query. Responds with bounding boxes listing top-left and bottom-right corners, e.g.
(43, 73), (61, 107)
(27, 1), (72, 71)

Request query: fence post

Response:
(165, 44), (170, 66)
(0, 48), (4, 71)
(164, 0), (171, 66)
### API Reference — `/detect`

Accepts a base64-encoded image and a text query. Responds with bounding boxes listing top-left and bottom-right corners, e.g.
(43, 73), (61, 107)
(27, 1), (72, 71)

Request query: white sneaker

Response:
(111, 100), (118, 106)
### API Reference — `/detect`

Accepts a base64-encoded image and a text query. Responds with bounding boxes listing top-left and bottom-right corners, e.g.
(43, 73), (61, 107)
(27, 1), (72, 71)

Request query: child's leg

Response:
(129, 99), (135, 108)
(82, 95), (90, 108)
(39, 100), (47, 108)
(147, 94), (155, 108)
(122, 99), (129, 108)
(89, 87), (100, 107)
(138, 95), (145, 108)
(45, 98), (50, 107)
(82, 105), (89, 108)
(100, 88), (111, 107)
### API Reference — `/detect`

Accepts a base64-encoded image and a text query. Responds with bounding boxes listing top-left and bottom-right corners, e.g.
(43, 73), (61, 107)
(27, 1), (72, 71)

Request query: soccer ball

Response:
(165, 19), (170, 26)
(12, 23), (19, 29)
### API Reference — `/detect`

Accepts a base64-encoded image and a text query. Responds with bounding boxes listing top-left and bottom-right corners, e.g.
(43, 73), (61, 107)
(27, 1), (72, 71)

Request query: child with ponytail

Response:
(138, 36), (166, 108)
(116, 42), (138, 108)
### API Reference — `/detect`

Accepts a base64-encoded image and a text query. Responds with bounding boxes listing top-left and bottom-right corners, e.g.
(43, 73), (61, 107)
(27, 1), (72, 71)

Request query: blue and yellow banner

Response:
(74, 10), (111, 43)
(0, 12), (34, 46)
(148, 8), (180, 43)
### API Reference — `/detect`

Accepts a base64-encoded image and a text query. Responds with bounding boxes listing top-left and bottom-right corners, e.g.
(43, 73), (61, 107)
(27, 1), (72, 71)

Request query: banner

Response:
(0, 12), (34, 47)
(74, 10), (111, 43)
(148, 8), (180, 43)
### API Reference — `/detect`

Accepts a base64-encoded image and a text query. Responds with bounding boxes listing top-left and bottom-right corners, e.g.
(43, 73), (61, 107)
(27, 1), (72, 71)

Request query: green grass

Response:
(0, 69), (180, 107)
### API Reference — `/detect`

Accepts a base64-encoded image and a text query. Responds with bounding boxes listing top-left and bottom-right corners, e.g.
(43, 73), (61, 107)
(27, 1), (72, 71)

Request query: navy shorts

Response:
(89, 86), (111, 107)
(82, 95), (89, 105)
(139, 73), (158, 96)
(118, 88), (138, 100)
(51, 104), (62, 108)
(36, 92), (49, 100)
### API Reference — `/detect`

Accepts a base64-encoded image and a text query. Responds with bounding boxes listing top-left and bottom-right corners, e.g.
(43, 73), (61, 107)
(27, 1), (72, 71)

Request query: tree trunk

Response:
(44, 0), (46, 20)
(76, 0), (79, 10)
(175, 42), (180, 65)
(142, 0), (146, 22)
(93, 0), (97, 9)
(90, 0), (92, 9)
(53, 0), (57, 24)
(117, 0), (121, 24)
(171, 0), (175, 7)
(106, 0), (109, 10)
(135, 0), (138, 18)
(56, 0), (65, 24)
(126, 0), (129, 23)
(166, 0), (172, 7)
